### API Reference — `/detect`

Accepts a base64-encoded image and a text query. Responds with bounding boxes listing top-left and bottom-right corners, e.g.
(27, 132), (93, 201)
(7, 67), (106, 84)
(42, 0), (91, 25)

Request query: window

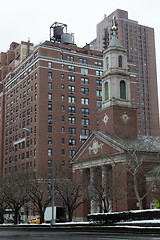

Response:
(23, 91), (26, 98)
(27, 78), (31, 85)
(96, 90), (102, 97)
(96, 70), (103, 76)
(120, 81), (126, 99)
(68, 76), (75, 82)
(6, 103), (9, 110)
(48, 82), (52, 90)
(81, 78), (89, 85)
(81, 129), (90, 135)
(23, 81), (26, 88)
(27, 88), (31, 95)
(61, 74), (64, 80)
(81, 68), (88, 75)
(81, 108), (89, 115)
(48, 126), (52, 133)
(48, 138), (52, 145)
(26, 152), (29, 159)
(81, 87), (89, 95)
(48, 62), (52, 69)
(48, 115), (52, 124)
(27, 98), (30, 106)
(69, 150), (76, 158)
(48, 160), (52, 168)
(27, 119), (30, 126)
(69, 106), (75, 114)
(106, 57), (109, 69)
(96, 80), (102, 87)
(81, 119), (90, 126)
(69, 139), (76, 146)
(22, 152), (25, 160)
(48, 104), (52, 111)
(67, 56), (74, 62)
(26, 109), (30, 116)
(61, 149), (65, 156)
(80, 58), (87, 64)
(69, 128), (76, 135)
(61, 116), (65, 122)
(61, 161), (65, 167)
(68, 117), (76, 124)
(68, 65), (74, 72)
(81, 98), (89, 105)
(94, 61), (102, 66)
(48, 72), (52, 79)
(61, 127), (65, 133)
(68, 96), (75, 103)
(34, 52), (38, 58)
(16, 87), (19, 93)
(48, 149), (52, 156)
(48, 93), (52, 101)
(105, 82), (109, 101)
(23, 101), (26, 108)
(26, 140), (29, 148)
(68, 86), (75, 93)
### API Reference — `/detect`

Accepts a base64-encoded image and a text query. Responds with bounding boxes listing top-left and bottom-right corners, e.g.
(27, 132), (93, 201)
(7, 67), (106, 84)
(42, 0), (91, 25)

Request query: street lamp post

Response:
(23, 128), (55, 226)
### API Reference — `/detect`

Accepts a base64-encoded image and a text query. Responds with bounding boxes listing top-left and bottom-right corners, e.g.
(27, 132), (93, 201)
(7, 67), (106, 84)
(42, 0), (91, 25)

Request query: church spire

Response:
(98, 18), (137, 138)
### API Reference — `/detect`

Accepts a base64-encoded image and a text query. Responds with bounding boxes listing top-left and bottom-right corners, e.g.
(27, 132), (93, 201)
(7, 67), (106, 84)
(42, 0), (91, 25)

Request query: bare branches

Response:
(54, 170), (87, 222)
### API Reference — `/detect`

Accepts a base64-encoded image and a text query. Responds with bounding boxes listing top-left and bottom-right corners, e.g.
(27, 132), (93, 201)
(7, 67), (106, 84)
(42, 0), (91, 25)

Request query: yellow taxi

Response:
(29, 217), (46, 224)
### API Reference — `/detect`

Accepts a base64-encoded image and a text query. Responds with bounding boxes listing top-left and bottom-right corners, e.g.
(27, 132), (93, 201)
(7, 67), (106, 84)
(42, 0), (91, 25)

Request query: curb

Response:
(0, 224), (160, 236)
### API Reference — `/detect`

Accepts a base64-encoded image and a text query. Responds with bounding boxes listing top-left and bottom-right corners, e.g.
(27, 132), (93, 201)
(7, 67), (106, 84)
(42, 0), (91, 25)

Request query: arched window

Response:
(120, 81), (126, 99)
(118, 55), (122, 68)
(106, 57), (109, 69)
(105, 82), (109, 101)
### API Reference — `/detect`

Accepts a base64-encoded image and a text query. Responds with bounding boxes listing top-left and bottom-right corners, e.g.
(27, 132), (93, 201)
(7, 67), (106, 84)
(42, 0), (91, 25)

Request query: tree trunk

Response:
(139, 199), (143, 210)
(40, 210), (45, 224)
(68, 209), (73, 222)
(14, 208), (20, 225)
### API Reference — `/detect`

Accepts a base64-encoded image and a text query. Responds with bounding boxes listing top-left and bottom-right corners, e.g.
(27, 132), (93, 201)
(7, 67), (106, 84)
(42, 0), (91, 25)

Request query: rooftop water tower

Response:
(50, 22), (74, 44)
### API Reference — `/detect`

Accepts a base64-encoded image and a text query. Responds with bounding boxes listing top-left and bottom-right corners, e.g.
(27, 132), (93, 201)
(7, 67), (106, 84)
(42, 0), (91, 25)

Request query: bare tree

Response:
(88, 164), (127, 213)
(27, 173), (52, 224)
(54, 170), (87, 222)
(88, 167), (112, 213)
(0, 190), (8, 224)
(2, 170), (29, 224)
(121, 135), (160, 210)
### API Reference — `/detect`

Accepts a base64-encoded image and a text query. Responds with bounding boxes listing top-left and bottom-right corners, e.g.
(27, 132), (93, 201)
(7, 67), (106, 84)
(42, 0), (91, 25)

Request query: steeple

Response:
(108, 16), (123, 48)
(98, 20), (137, 138)
(102, 23), (133, 109)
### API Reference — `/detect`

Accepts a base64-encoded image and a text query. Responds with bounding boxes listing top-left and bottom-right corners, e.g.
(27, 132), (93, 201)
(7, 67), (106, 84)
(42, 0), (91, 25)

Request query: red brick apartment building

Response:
(0, 30), (137, 179)
(0, 37), (103, 178)
(90, 9), (159, 136)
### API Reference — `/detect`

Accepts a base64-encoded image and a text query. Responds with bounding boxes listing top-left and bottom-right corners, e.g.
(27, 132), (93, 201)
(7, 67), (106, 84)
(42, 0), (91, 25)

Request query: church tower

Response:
(98, 22), (137, 138)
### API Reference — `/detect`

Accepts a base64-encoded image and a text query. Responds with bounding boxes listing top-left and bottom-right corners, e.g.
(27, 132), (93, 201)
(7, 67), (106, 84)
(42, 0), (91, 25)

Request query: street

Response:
(0, 231), (159, 240)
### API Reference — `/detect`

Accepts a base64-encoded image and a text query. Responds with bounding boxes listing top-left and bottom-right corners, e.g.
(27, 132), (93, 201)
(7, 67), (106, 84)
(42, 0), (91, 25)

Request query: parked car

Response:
(29, 217), (46, 224)
(7, 218), (14, 223)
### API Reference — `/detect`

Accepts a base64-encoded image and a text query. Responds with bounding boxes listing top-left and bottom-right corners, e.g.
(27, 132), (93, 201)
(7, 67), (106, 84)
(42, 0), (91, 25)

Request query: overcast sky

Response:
(1, 0), (160, 101)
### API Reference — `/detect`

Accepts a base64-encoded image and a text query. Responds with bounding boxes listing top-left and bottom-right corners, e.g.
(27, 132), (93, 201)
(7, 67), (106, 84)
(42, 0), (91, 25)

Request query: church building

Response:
(71, 24), (160, 221)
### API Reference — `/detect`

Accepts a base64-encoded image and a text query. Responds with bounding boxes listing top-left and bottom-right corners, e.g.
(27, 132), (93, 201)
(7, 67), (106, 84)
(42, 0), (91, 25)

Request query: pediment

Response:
(71, 131), (124, 164)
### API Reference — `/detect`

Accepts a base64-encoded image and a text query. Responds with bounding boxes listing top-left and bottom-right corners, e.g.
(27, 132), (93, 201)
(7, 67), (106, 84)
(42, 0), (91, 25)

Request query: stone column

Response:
(90, 167), (97, 214)
(102, 166), (112, 212)
(101, 166), (107, 212)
